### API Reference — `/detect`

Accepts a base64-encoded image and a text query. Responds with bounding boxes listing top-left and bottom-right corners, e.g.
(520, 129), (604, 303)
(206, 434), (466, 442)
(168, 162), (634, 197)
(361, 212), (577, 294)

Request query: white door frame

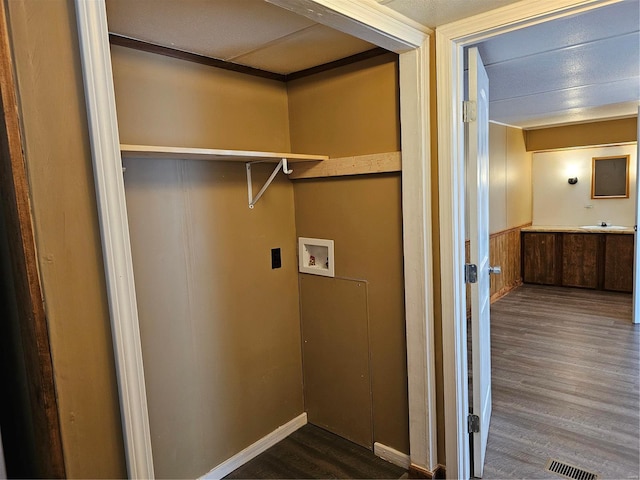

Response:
(75, 0), (437, 477)
(634, 106), (640, 324)
(436, 0), (624, 477)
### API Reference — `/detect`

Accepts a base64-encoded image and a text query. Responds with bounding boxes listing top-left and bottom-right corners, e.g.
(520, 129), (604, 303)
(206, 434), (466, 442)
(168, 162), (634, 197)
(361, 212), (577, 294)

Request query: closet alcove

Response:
(107, 1), (408, 477)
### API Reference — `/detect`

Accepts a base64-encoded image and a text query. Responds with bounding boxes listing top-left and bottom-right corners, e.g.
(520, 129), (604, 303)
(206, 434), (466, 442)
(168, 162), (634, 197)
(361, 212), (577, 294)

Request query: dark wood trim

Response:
(108, 33), (391, 83)
(285, 47), (390, 81)
(0, 1), (65, 477)
(108, 34), (287, 82)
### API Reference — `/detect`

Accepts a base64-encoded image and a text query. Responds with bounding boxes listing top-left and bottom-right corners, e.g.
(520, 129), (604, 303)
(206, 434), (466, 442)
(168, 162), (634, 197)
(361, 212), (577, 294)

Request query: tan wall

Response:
(111, 47), (304, 477)
(525, 117), (638, 152)
(288, 55), (409, 454)
(293, 175), (408, 452)
(6, 0), (127, 477)
(112, 45), (291, 151)
(489, 123), (533, 233)
(287, 53), (400, 157)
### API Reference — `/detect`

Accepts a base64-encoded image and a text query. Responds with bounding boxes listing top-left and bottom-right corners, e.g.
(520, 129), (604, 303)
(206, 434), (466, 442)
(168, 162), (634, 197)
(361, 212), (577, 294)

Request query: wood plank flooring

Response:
(483, 285), (639, 479)
(224, 424), (406, 479)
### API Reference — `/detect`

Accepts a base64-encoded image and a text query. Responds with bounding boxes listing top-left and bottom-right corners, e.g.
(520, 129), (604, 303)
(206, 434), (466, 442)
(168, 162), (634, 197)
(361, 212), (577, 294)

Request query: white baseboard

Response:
(374, 442), (411, 469)
(201, 412), (308, 479)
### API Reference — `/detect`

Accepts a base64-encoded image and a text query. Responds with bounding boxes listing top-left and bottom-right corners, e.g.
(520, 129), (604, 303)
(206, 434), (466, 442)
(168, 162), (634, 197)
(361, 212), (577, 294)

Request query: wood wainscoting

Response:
(489, 224), (529, 302)
(466, 223), (530, 316)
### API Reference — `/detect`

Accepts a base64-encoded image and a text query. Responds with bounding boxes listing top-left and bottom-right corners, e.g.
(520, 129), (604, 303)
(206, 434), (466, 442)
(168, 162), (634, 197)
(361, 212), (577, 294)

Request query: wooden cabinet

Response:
(522, 231), (633, 293)
(561, 234), (600, 289)
(604, 234), (634, 292)
(522, 233), (557, 285)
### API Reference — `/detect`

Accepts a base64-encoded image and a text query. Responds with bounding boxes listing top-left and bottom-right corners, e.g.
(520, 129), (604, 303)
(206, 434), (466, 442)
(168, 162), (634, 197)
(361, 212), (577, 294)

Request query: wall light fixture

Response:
(568, 177), (578, 185)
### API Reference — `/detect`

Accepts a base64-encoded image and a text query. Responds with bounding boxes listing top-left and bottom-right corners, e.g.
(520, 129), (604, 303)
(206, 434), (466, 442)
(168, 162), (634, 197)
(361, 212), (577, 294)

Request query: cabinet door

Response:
(604, 234), (634, 292)
(522, 233), (557, 285)
(562, 234), (600, 288)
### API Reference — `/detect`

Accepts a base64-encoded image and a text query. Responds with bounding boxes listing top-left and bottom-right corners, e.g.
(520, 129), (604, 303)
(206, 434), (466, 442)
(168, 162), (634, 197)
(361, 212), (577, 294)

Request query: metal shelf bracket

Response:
(246, 158), (293, 209)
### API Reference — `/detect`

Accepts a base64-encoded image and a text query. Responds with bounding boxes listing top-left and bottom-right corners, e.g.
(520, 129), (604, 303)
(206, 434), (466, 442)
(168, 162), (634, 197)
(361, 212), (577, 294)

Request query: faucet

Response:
(600, 221), (608, 227)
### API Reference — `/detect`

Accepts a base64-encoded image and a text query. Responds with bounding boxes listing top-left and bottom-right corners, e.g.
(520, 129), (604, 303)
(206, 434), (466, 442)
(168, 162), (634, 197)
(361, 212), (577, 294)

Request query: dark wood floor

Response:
(224, 424), (406, 479)
(482, 285), (639, 479)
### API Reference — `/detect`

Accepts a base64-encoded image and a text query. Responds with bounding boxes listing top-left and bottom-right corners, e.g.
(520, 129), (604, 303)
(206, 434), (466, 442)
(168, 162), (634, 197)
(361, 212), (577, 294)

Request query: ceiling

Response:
(471, 0), (640, 128)
(106, 0), (640, 129)
(105, 0), (376, 75)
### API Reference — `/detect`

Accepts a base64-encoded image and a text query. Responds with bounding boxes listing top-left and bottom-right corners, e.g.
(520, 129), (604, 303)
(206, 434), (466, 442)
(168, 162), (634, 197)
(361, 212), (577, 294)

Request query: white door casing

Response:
(634, 105), (640, 324)
(436, 1), (620, 477)
(467, 47), (492, 478)
(75, 0), (437, 477)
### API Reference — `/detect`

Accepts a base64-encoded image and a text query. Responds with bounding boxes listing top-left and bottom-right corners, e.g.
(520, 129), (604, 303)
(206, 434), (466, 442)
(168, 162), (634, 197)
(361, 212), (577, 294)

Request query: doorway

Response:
(437, 0), (638, 477)
(74, 1), (436, 477)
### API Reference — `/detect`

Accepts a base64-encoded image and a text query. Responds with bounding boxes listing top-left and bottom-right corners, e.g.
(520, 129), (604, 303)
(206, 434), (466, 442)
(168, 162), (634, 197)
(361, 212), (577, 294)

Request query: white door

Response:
(634, 106), (640, 324)
(467, 46), (492, 477)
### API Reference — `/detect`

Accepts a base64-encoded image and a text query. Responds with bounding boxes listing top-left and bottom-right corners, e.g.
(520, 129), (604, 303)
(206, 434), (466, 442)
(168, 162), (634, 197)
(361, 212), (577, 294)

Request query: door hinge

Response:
(464, 263), (478, 284)
(468, 414), (480, 433)
(463, 100), (477, 122)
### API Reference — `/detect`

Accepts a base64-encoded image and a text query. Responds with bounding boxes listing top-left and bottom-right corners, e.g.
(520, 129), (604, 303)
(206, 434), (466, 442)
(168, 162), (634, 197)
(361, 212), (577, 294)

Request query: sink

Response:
(580, 225), (629, 231)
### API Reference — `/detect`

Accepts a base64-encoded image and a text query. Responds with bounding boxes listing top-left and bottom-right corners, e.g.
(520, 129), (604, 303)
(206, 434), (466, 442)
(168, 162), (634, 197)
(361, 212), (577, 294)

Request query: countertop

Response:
(521, 225), (634, 234)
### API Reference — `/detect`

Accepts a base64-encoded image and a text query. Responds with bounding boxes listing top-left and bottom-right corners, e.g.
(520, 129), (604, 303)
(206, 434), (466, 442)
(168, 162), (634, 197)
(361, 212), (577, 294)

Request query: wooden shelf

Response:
(120, 144), (328, 163)
(120, 145), (402, 179)
(289, 151), (401, 179)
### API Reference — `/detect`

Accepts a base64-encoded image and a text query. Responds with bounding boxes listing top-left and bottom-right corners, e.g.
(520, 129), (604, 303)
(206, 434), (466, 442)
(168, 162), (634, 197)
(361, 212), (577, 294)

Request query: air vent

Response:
(545, 458), (599, 480)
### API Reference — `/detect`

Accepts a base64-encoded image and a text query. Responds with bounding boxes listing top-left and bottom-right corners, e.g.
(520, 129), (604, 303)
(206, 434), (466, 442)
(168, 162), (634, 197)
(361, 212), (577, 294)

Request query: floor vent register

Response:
(545, 458), (599, 480)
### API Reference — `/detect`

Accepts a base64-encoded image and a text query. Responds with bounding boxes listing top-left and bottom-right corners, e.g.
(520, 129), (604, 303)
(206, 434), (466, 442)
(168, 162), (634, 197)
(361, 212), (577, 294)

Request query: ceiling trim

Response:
(108, 34), (287, 81)
(437, 0), (623, 44)
(285, 47), (390, 81)
(108, 33), (392, 83)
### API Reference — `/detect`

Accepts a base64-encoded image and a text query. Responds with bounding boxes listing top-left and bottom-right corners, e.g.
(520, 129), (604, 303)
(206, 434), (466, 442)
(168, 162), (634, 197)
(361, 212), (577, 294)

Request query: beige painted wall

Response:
(489, 123), (533, 233)
(525, 117), (637, 152)
(287, 53), (400, 157)
(112, 46), (291, 151)
(294, 175), (408, 452)
(288, 54), (409, 454)
(111, 47), (305, 477)
(6, 0), (127, 477)
(532, 144), (637, 227)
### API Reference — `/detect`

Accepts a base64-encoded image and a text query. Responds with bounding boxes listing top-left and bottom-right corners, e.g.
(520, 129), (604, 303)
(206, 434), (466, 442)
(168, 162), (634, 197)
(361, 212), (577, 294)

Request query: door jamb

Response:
(436, 0), (624, 477)
(0, 0), (66, 476)
(634, 106), (640, 324)
(74, 0), (438, 477)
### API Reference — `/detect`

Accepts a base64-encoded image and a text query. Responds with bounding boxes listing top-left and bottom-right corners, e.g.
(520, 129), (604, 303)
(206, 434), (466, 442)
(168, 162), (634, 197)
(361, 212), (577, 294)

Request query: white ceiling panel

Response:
(232, 24), (375, 75)
(106, 0), (316, 60)
(485, 33), (640, 101)
(490, 78), (640, 121)
(474, 0), (640, 66)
